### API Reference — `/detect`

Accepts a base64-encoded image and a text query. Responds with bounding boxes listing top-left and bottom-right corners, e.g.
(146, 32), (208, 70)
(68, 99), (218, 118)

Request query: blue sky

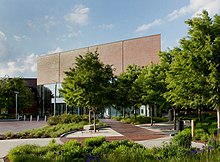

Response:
(0, 0), (220, 78)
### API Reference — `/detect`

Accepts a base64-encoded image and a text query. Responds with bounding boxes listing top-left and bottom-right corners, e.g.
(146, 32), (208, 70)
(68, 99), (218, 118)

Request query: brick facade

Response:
(37, 34), (161, 85)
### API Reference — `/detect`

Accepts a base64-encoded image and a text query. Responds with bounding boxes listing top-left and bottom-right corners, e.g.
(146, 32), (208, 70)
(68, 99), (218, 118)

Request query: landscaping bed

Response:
(6, 130), (220, 162)
(0, 114), (90, 139)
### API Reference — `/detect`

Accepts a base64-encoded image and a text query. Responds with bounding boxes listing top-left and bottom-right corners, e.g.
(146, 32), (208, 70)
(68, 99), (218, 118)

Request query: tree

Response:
(163, 10), (220, 132)
(0, 77), (33, 115)
(114, 65), (142, 119)
(60, 51), (114, 132)
(135, 63), (168, 125)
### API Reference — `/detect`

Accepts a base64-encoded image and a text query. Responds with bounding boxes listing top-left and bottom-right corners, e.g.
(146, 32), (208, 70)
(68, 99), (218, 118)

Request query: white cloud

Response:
(0, 30), (8, 58)
(14, 35), (29, 42)
(0, 31), (7, 40)
(167, 0), (220, 21)
(43, 16), (57, 32)
(0, 53), (38, 77)
(24, 53), (38, 72)
(135, 19), (162, 33)
(98, 24), (114, 30)
(48, 47), (63, 54)
(67, 30), (82, 38)
(64, 4), (90, 25)
(27, 15), (58, 33)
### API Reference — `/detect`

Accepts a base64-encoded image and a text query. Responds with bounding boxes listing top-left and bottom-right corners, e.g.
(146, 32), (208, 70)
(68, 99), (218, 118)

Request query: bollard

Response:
(178, 120), (184, 131)
(44, 115), (47, 121)
(30, 115), (32, 121)
(24, 115), (26, 121)
(37, 115), (39, 122)
(191, 120), (195, 138)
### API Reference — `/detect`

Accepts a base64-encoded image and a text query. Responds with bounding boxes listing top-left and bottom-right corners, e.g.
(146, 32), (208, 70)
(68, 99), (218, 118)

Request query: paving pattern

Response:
(61, 119), (167, 143)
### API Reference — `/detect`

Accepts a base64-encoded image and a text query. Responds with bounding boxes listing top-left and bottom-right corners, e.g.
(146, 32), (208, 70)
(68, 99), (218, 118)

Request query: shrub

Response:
(208, 127), (217, 137)
(47, 116), (60, 125)
(194, 128), (205, 140)
(172, 128), (192, 148)
(120, 118), (133, 124)
(153, 143), (191, 160)
(102, 144), (154, 162)
(112, 116), (123, 121)
(47, 114), (89, 126)
(201, 133), (209, 142)
(83, 136), (106, 147)
(62, 140), (83, 159)
(4, 131), (14, 139)
(116, 116), (168, 125)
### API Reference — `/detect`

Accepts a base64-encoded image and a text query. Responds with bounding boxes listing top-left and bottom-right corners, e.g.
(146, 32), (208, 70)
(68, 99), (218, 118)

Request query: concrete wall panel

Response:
(89, 42), (123, 75)
(37, 54), (60, 85)
(123, 35), (160, 70)
(37, 34), (161, 85)
(59, 48), (88, 82)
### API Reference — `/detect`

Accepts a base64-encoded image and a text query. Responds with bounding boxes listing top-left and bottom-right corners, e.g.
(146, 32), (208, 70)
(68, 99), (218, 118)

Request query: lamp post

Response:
(54, 82), (57, 116)
(14, 91), (19, 120)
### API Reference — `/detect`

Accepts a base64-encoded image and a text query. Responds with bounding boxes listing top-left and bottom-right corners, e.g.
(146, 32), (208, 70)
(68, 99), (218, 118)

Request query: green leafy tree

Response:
(163, 10), (220, 132)
(0, 77), (33, 115)
(136, 63), (168, 125)
(60, 51), (114, 132)
(115, 65), (142, 119)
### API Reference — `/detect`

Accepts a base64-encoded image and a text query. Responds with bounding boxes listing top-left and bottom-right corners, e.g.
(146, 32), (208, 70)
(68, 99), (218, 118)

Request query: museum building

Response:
(37, 34), (161, 116)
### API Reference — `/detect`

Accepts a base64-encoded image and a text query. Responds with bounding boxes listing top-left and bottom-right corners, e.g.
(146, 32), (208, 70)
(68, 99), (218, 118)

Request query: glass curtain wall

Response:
(38, 83), (80, 116)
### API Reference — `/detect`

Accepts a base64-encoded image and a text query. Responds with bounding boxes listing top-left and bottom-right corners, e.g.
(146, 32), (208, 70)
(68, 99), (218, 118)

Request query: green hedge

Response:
(47, 114), (89, 125)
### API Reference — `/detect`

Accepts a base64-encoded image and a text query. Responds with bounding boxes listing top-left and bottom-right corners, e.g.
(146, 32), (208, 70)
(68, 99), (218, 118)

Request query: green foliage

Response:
(116, 115), (168, 124)
(152, 143), (191, 160)
(4, 131), (14, 139)
(60, 51), (114, 110)
(60, 51), (114, 131)
(193, 118), (218, 141)
(114, 65), (142, 117)
(172, 128), (192, 148)
(111, 116), (123, 121)
(0, 77), (33, 113)
(47, 114), (87, 125)
(8, 136), (220, 162)
(162, 10), (220, 133)
(1, 121), (86, 139)
(83, 136), (106, 147)
(47, 116), (60, 125)
(136, 64), (169, 111)
(194, 128), (206, 140)
(200, 133), (209, 142)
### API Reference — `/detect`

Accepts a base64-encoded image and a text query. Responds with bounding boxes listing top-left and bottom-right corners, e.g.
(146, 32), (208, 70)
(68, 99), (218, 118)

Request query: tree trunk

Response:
(150, 106), (153, 126)
(123, 107), (125, 118)
(197, 107), (201, 121)
(134, 107), (137, 122)
(109, 107), (111, 119)
(93, 110), (96, 132)
(217, 105), (220, 135)
(173, 107), (176, 130)
(89, 109), (91, 125)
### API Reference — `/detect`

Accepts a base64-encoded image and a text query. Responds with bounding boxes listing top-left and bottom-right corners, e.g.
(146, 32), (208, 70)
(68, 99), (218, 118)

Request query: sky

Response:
(0, 0), (220, 78)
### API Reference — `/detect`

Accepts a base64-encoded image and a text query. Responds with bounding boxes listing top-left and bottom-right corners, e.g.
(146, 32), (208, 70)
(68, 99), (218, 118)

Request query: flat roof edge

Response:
(38, 34), (161, 58)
